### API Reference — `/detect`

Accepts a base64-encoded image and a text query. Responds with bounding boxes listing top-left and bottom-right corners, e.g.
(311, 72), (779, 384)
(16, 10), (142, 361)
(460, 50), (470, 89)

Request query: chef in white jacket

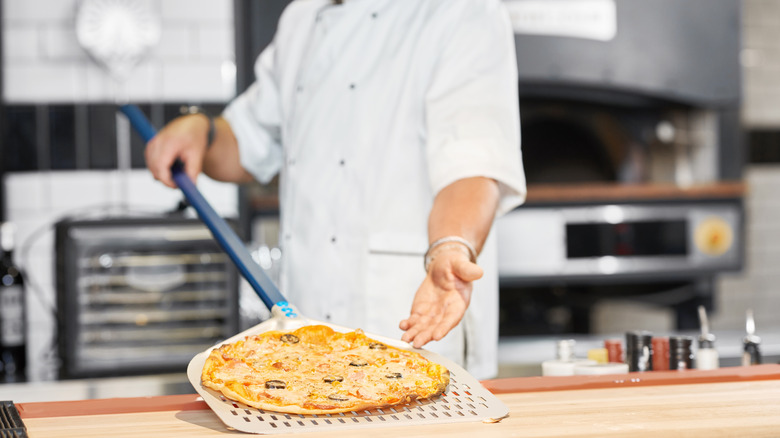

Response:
(145, 0), (526, 380)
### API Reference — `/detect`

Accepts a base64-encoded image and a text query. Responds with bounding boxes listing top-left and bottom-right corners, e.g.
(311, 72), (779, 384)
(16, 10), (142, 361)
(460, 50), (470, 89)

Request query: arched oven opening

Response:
(522, 105), (619, 185)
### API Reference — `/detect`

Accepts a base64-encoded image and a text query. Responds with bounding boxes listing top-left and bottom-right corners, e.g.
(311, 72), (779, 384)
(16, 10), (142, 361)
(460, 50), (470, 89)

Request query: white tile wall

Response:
(152, 27), (194, 59)
(161, 61), (234, 102)
(2, 0), (235, 103)
(160, 0), (233, 23)
(3, 170), (238, 381)
(4, 61), (84, 102)
(742, 0), (780, 128)
(3, 26), (40, 60)
(2, 0), (75, 22)
(714, 166), (780, 333)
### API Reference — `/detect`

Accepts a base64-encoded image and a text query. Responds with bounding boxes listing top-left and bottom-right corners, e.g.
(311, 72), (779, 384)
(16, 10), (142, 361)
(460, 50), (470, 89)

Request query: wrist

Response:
(424, 236), (477, 272)
(181, 105), (215, 148)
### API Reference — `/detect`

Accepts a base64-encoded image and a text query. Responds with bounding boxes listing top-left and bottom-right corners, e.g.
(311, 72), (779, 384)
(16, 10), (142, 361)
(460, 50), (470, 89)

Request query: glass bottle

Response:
(1, 222), (27, 383)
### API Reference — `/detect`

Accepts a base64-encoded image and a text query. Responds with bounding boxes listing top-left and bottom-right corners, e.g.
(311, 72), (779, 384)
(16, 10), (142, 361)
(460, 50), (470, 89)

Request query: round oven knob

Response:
(694, 217), (734, 256)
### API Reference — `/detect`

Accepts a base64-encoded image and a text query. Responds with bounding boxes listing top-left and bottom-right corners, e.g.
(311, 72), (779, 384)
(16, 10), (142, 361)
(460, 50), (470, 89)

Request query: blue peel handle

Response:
(118, 104), (287, 311)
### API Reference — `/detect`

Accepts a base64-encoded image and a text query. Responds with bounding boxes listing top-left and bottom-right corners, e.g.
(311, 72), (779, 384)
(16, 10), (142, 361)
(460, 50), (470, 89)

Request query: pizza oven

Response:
(497, 0), (744, 334)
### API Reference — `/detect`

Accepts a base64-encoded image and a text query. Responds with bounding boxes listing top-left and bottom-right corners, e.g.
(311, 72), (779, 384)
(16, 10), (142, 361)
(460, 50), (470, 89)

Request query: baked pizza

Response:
(201, 325), (450, 414)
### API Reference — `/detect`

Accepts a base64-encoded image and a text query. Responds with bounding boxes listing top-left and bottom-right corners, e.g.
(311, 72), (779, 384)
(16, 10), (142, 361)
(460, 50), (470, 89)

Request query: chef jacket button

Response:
(325, 314), (331, 321)
(339, 159), (345, 166)
(296, 85), (303, 93)
(331, 236), (337, 243)
(349, 83), (356, 90)
(371, 12), (378, 19)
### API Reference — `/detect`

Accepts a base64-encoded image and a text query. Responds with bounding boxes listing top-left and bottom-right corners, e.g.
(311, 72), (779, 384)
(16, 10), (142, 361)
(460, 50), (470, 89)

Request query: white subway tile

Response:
(47, 171), (112, 212)
(744, 25), (780, 50)
(113, 170), (183, 212)
(82, 63), (114, 101)
(3, 26), (41, 60)
(122, 60), (164, 101)
(196, 26), (234, 59)
(161, 61), (233, 101)
(150, 26), (194, 59)
(3, 172), (51, 213)
(198, 175), (239, 218)
(3, 0), (77, 22)
(743, 0), (780, 27)
(4, 62), (86, 103)
(160, 0), (232, 25)
(83, 60), (164, 102)
(42, 25), (89, 61)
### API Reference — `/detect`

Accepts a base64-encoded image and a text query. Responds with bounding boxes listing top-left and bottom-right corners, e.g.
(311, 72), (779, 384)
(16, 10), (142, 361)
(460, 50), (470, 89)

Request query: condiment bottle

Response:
(742, 309), (762, 366)
(669, 336), (694, 370)
(652, 337), (670, 371)
(542, 340), (596, 376)
(587, 348), (608, 364)
(625, 331), (653, 372)
(696, 305), (719, 370)
(604, 338), (623, 363)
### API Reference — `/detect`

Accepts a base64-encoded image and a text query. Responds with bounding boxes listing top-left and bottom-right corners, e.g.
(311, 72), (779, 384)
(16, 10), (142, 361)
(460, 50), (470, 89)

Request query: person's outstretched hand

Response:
(399, 247), (483, 348)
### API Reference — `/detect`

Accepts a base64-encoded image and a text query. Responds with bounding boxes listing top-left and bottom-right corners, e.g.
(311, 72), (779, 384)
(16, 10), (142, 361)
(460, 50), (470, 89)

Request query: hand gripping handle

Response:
(119, 104), (287, 310)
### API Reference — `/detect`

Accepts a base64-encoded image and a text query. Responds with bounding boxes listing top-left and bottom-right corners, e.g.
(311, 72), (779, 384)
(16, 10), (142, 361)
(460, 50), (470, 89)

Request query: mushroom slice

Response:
(280, 334), (299, 344)
(323, 375), (344, 383)
(264, 380), (287, 389)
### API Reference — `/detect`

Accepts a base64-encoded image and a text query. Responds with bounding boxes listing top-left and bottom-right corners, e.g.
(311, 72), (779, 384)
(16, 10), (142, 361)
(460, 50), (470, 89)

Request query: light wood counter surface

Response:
(17, 365), (780, 437)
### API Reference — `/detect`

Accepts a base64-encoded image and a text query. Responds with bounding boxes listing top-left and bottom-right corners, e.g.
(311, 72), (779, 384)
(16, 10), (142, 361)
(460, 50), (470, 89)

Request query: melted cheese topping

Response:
(201, 325), (449, 414)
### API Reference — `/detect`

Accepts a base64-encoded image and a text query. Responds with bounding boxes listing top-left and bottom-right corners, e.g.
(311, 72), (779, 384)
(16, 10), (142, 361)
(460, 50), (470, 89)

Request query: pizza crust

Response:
(201, 325), (450, 415)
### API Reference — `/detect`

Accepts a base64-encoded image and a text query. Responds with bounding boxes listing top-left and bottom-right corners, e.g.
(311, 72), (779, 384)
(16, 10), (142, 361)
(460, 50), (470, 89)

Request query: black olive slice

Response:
(280, 334), (299, 344)
(349, 360), (368, 367)
(385, 372), (402, 379)
(328, 394), (350, 402)
(323, 375), (344, 383)
(368, 342), (387, 350)
(265, 380), (287, 389)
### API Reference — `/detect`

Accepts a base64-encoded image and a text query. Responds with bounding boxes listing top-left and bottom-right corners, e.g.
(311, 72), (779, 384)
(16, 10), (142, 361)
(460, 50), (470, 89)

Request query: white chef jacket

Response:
(223, 0), (526, 379)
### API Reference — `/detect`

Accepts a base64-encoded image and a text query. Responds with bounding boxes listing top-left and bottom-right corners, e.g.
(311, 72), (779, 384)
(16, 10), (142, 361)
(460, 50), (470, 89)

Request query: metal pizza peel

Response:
(120, 105), (509, 433)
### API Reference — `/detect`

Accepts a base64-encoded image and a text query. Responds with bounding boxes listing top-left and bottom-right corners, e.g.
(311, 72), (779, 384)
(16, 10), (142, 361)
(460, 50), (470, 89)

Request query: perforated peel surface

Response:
(186, 318), (509, 434)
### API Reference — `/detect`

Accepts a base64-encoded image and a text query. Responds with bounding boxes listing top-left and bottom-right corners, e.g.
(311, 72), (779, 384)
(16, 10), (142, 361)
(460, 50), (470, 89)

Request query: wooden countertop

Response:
(17, 365), (780, 437)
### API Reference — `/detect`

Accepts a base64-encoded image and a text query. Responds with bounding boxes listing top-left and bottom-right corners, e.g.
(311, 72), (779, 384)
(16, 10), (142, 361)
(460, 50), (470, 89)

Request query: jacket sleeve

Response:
(424, 0), (526, 216)
(222, 43), (284, 184)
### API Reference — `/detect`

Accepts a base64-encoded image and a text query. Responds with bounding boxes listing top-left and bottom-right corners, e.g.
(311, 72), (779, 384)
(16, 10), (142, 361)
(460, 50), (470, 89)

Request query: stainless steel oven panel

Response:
(496, 209), (566, 276)
(497, 202), (741, 280)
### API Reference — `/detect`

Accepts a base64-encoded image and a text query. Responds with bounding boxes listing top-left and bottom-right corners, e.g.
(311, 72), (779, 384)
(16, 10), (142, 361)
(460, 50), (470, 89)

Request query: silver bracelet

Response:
(424, 236), (477, 271)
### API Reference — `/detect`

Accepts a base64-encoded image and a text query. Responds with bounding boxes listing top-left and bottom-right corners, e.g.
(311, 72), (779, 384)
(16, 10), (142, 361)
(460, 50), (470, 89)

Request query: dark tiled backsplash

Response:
(2, 103), (225, 172)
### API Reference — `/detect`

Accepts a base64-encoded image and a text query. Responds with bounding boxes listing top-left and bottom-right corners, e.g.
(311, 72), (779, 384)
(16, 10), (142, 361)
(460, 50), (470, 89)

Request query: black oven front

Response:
(56, 217), (240, 379)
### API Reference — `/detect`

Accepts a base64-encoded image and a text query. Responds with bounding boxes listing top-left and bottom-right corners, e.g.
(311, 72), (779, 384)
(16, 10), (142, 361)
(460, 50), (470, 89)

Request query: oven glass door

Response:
(566, 220), (688, 259)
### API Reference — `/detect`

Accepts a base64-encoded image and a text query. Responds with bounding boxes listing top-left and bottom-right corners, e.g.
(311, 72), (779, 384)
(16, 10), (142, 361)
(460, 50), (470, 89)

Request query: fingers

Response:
(145, 138), (176, 188)
(431, 301), (467, 341)
(180, 145), (204, 183)
(404, 312), (459, 349)
(400, 296), (467, 348)
(144, 115), (209, 188)
(400, 311), (429, 344)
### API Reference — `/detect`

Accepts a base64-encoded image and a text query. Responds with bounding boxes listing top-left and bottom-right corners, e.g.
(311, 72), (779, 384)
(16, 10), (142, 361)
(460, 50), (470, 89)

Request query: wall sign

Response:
(504, 0), (617, 41)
